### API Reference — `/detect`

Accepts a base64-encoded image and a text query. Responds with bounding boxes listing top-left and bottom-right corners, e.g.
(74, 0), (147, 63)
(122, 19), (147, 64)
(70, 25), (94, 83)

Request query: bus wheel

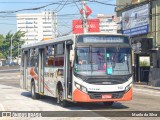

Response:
(31, 82), (39, 99)
(103, 102), (114, 106)
(57, 88), (70, 107)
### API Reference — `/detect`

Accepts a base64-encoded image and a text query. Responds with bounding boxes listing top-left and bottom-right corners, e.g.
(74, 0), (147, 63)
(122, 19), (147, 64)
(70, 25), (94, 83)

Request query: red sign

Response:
(72, 19), (100, 34)
(102, 94), (112, 99)
(80, 5), (92, 17)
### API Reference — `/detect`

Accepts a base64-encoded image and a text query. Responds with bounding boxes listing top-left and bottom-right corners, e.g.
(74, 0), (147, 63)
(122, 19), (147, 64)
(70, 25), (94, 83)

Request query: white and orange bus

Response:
(20, 33), (133, 107)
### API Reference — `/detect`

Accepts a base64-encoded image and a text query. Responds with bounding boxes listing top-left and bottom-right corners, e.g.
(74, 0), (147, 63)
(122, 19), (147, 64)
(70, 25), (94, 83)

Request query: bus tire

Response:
(31, 82), (39, 99)
(103, 102), (114, 106)
(57, 87), (70, 107)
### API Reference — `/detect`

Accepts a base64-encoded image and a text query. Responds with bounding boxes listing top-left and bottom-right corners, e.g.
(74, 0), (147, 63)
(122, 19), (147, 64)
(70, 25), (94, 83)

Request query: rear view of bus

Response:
(72, 33), (132, 106)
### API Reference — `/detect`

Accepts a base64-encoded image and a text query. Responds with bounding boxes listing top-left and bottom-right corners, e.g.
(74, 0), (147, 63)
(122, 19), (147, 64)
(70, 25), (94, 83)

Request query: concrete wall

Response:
(149, 68), (160, 87)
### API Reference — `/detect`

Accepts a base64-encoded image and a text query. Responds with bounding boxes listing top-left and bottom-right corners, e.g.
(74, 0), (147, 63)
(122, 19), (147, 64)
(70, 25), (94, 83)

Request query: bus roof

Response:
(21, 33), (129, 49)
(21, 34), (74, 49)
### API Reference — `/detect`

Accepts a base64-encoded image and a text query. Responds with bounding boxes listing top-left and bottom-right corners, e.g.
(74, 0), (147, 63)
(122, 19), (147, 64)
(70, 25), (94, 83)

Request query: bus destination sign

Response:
(77, 36), (129, 44)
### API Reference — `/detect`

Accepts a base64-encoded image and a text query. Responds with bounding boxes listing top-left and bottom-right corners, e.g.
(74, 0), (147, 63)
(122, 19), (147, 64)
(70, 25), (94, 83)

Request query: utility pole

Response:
(82, 0), (88, 33)
(10, 37), (13, 64)
(18, 43), (19, 58)
(154, 0), (157, 47)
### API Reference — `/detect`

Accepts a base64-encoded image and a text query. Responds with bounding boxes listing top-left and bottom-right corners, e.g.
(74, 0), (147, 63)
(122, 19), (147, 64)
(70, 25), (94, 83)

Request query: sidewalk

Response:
(133, 82), (160, 91)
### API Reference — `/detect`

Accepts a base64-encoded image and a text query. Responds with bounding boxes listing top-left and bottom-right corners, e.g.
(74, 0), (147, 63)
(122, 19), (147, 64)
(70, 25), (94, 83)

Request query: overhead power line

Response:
(55, 0), (69, 13)
(0, 0), (81, 14)
(0, 0), (119, 14)
(0, 3), (59, 14)
(89, 0), (117, 6)
(54, 0), (65, 12)
(0, 14), (80, 18)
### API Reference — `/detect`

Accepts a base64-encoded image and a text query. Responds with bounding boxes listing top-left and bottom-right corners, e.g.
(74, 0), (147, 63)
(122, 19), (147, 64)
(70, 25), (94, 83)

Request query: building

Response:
(97, 14), (118, 34)
(116, 0), (160, 86)
(16, 11), (57, 44)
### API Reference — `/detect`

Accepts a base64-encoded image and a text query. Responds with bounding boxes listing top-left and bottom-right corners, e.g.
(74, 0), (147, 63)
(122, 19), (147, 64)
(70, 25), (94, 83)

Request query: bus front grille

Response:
(88, 91), (125, 99)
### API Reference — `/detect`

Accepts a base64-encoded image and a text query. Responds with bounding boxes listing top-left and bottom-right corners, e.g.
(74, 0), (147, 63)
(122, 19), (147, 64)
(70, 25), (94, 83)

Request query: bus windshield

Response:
(74, 47), (131, 76)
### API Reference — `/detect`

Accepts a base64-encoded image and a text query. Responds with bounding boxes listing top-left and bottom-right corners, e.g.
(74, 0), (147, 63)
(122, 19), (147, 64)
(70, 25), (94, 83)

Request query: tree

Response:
(0, 31), (25, 60)
(0, 34), (5, 58)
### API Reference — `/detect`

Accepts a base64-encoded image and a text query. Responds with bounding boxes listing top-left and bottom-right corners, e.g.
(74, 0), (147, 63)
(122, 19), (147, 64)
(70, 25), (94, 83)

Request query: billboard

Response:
(122, 4), (150, 36)
(72, 19), (99, 34)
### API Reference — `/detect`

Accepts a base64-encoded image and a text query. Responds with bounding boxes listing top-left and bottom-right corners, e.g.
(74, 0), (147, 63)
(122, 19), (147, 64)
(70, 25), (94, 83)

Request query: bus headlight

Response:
(75, 83), (81, 89)
(75, 82), (88, 94)
(81, 86), (87, 93)
(125, 83), (132, 92)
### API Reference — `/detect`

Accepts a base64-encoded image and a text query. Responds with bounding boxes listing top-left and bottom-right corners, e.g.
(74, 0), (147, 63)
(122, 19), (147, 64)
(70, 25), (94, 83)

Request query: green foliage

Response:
(0, 31), (25, 59)
(140, 61), (149, 67)
(0, 52), (5, 59)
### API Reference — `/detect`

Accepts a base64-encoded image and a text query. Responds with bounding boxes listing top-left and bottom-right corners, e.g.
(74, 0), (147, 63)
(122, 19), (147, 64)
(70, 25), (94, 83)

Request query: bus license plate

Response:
(102, 94), (112, 99)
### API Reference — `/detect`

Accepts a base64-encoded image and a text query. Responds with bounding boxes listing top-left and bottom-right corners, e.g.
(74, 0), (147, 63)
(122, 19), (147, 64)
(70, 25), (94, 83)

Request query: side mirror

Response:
(70, 50), (74, 67)
(66, 40), (73, 45)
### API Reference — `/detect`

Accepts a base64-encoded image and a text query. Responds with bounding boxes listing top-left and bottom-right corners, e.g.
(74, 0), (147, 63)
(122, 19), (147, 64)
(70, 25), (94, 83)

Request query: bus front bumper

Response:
(73, 87), (132, 102)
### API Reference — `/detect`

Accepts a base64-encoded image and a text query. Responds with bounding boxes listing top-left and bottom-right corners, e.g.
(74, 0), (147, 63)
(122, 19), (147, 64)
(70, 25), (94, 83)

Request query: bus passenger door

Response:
(23, 51), (28, 89)
(65, 40), (73, 99)
(38, 49), (44, 94)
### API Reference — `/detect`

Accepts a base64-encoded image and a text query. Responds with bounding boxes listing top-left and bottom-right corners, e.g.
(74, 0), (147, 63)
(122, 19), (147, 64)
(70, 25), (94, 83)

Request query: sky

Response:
(0, 0), (116, 35)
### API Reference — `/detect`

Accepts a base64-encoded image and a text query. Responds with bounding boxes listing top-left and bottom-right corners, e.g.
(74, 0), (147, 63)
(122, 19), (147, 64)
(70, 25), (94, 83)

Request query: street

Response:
(0, 70), (160, 120)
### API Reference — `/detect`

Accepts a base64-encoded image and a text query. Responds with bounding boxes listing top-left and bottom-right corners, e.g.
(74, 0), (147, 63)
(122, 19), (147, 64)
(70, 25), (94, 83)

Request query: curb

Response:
(133, 84), (160, 91)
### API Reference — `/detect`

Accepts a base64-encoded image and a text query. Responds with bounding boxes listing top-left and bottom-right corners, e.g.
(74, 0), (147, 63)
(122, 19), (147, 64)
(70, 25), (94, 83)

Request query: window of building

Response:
(43, 26), (52, 28)
(26, 21), (33, 24)
(43, 34), (52, 36)
(43, 22), (52, 24)
(43, 30), (52, 32)
(18, 27), (26, 28)
(17, 23), (25, 24)
(43, 18), (52, 20)
(25, 18), (34, 20)
(107, 19), (112, 22)
(26, 26), (34, 28)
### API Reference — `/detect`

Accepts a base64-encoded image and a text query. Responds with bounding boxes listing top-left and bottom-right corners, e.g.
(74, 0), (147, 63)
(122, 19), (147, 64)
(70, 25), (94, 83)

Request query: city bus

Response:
(20, 33), (133, 107)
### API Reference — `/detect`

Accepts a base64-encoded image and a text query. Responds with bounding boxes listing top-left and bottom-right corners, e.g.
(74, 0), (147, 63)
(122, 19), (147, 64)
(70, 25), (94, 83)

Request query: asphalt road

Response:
(0, 70), (159, 120)
(0, 70), (20, 88)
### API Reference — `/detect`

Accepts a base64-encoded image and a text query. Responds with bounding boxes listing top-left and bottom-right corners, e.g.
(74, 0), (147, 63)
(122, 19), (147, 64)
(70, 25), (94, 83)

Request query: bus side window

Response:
(55, 57), (64, 66)
(29, 48), (38, 67)
(45, 46), (55, 67)
(27, 50), (30, 67)
(54, 43), (65, 67)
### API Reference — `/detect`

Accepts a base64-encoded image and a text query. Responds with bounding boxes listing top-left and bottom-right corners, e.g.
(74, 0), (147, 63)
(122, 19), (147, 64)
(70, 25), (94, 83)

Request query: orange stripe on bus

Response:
(73, 87), (132, 102)
(30, 67), (38, 80)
